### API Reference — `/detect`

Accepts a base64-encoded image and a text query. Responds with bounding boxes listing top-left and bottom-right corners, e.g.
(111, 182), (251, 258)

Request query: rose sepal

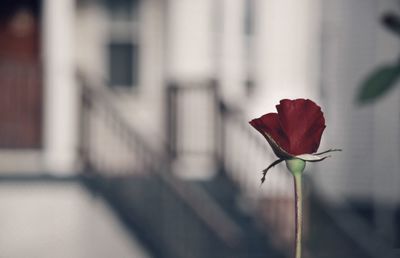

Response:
(295, 149), (341, 162)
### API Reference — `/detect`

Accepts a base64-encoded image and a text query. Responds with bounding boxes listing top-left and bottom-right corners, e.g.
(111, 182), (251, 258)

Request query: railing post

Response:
(212, 79), (226, 175)
(166, 81), (178, 163)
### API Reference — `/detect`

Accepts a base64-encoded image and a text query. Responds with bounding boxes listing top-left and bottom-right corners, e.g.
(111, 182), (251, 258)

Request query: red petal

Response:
(276, 99), (326, 155)
(249, 113), (292, 158)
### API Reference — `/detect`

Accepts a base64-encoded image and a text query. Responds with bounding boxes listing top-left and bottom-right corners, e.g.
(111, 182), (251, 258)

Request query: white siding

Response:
(315, 0), (400, 203)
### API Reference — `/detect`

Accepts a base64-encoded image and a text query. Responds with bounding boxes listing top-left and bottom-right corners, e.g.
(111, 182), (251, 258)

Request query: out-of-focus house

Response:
(1, 0), (321, 180)
(0, 0), (399, 257)
(2, 0), (398, 197)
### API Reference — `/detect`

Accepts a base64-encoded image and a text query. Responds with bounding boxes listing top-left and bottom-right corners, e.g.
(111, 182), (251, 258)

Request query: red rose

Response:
(249, 99), (340, 183)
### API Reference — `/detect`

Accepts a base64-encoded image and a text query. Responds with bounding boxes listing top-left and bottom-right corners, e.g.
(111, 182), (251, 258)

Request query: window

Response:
(105, 0), (140, 89)
(108, 42), (138, 88)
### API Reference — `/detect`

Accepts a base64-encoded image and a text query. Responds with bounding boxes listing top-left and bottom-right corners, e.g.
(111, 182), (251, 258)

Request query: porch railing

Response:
(78, 76), (244, 250)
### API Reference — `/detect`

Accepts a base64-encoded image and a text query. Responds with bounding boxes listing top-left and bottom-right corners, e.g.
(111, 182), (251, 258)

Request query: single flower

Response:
(249, 98), (340, 183)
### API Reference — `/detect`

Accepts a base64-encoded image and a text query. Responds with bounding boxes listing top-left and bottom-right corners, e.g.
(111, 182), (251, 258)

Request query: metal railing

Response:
(78, 76), (243, 250)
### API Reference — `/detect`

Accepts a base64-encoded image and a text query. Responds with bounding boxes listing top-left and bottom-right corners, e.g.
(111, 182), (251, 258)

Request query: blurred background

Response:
(0, 0), (399, 257)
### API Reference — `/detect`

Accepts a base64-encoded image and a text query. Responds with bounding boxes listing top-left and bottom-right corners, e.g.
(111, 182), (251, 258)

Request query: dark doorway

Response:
(0, 0), (42, 149)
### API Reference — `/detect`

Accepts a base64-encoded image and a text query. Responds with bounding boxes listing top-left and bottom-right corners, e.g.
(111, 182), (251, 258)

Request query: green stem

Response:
(293, 172), (303, 258)
(286, 159), (305, 258)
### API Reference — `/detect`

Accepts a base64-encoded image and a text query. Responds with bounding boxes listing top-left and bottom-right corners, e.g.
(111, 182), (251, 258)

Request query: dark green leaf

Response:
(381, 13), (400, 36)
(357, 64), (400, 104)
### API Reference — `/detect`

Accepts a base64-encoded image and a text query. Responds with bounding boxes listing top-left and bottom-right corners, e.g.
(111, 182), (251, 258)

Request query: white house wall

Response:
(314, 0), (400, 204)
(372, 0), (400, 207)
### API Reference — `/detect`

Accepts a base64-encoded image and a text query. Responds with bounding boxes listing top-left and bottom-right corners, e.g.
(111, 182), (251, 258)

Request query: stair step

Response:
(85, 176), (284, 258)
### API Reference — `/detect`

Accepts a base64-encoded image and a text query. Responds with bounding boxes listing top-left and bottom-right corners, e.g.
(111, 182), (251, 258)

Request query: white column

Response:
(167, 0), (215, 81)
(250, 0), (321, 114)
(43, 0), (78, 174)
(219, 0), (246, 104)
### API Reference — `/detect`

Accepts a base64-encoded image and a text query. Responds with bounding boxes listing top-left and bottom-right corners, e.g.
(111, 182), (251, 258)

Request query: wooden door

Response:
(0, 0), (42, 149)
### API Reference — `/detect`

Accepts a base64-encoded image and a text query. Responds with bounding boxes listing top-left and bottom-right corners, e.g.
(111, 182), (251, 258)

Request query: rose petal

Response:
(249, 113), (292, 158)
(276, 99), (326, 155)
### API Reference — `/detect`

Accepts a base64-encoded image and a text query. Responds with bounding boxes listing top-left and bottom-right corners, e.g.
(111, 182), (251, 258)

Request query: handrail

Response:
(78, 76), (243, 247)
